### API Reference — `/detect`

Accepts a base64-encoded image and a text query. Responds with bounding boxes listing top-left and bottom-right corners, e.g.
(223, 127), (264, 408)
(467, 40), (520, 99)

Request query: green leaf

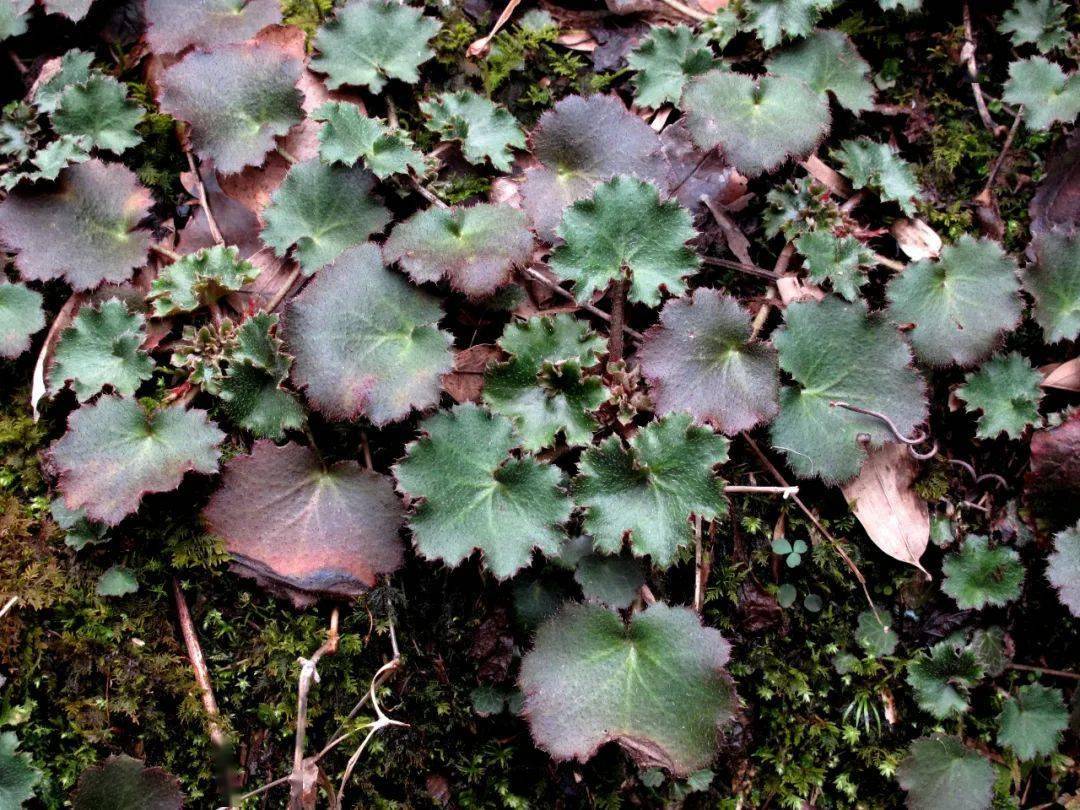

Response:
(219, 312), (305, 440)
(682, 70), (830, 176)
(574, 413), (728, 565)
(967, 626), (1010, 677)
(393, 403), (572, 578)
(626, 24), (718, 109)
(0, 732), (40, 809)
(574, 553), (645, 609)
(95, 565), (138, 597)
(0, 0), (31, 41)
(764, 176), (840, 239)
(158, 40), (303, 173)
(312, 101), (426, 178)
(203, 441), (404, 604)
(886, 235), (1020, 367)
(261, 159), (391, 275)
(32, 49), (95, 113)
(941, 536), (1024, 609)
(768, 29), (874, 112)
(520, 94), (664, 241)
(421, 91), (525, 172)
(956, 352), (1043, 439)
(144, 0), (281, 55)
(997, 684), (1068, 761)
(311, 0), (440, 93)
(855, 610), (898, 656)
(149, 245), (260, 316)
(1000, 0), (1069, 52)
(1023, 230), (1080, 344)
(48, 397), (223, 525)
(30, 134), (90, 181)
(770, 297), (927, 482)
(0, 159), (152, 290)
(1001, 56), (1080, 131)
(383, 203), (534, 298)
(0, 281), (43, 360)
(639, 288), (779, 434)
(72, 755), (183, 810)
(52, 75), (143, 155)
(743, 0), (835, 49)
(896, 736), (994, 810)
(1046, 522), (1080, 617)
(832, 138), (920, 214)
(879, 0), (921, 9)
(906, 638), (984, 718)
(50, 499), (107, 550)
(794, 230), (872, 301)
(549, 175), (698, 306)
(518, 603), (736, 775)
(483, 314), (606, 452)
(283, 243), (452, 425)
(49, 299), (154, 401)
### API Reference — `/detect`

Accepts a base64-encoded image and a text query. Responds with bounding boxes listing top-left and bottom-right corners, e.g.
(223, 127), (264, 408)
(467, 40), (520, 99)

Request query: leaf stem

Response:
(518, 266), (644, 344)
(185, 149), (225, 246)
(172, 578), (227, 750)
(289, 607), (340, 809)
(1006, 662), (1080, 681)
(608, 277), (627, 362)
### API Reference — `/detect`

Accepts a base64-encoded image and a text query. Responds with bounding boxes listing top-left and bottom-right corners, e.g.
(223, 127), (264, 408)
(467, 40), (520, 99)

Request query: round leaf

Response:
(896, 736), (994, 810)
(1046, 522), (1080, 617)
(144, 0), (281, 55)
(0, 281), (44, 359)
(996, 684), (1068, 761)
(1023, 230), (1080, 344)
(941, 536), (1024, 610)
(768, 29), (874, 112)
(72, 755), (182, 810)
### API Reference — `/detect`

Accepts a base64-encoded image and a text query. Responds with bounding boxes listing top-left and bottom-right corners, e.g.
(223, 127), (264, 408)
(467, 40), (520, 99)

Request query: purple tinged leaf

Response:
(144, 0), (282, 55)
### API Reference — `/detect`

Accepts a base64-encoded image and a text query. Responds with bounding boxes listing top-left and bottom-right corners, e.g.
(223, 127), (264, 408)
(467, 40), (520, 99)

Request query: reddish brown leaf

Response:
(1030, 130), (1080, 238)
(443, 344), (501, 404)
(145, 0), (282, 56)
(1025, 409), (1080, 530)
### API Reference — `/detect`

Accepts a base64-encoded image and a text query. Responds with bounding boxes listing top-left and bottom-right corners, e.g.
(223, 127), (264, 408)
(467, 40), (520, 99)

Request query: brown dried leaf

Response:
(443, 344), (501, 404)
(891, 218), (942, 262)
(841, 443), (930, 577)
(1041, 358), (1080, 392)
(1025, 409), (1080, 530)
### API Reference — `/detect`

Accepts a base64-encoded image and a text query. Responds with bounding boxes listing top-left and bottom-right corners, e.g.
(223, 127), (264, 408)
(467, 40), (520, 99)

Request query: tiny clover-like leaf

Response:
(997, 684), (1068, 761)
(1024, 230), (1080, 344)
(203, 441), (403, 604)
(768, 29), (874, 113)
(312, 101), (425, 178)
(906, 638), (985, 718)
(896, 736), (994, 810)
(574, 413), (728, 565)
(0, 281), (43, 359)
(832, 138), (920, 214)
(311, 0), (439, 93)
(626, 24), (718, 109)
(886, 235), (1021, 367)
(149, 245), (260, 316)
(1047, 523), (1080, 616)
(144, 0), (281, 54)
(383, 203), (534, 298)
(158, 41), (303, 174)
(483, 314), (606, 452)
(795, 230), (873, 301)
(743, 0), (836, 50)
(1000, 0), (1069, 53)
(52, 75), (143, 155)
(520, 94), (664, 241)
(420, 91), (525, 172)
(682, 70), (830, 177)
(48, 397), (223, 526)
(0, 0), (31, 41)
(856, 610), (898, 656)
(72, 755), (183, 810)
(771, 297), (927, 483)
(1002, 56), (1080, 131)
(956, 352), (1043, 440)
(261, 159), (391, 275)
(518, 602), (736, 775)
(283, 243), (453, 425)
(0, 159), (151, 290)
(393, 403), (572, 578)
(639, 289), (779, 435)
(219, 312), (305, 439)
(549, 175), (698, 307)
(0, 732), (40, 809)
(49, 299), (153, 401)
(942, 536), (1024, 609)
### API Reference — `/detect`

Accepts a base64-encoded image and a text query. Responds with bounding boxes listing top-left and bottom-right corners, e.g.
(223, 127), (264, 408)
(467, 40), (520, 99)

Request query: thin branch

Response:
(150, 243), (182, 262)
(336, 659), (408, 805)
(517, 266), (644, 344)
(410, 173), (448, 208)
(0, 595), (18, 619)
(961, 1), (999, 134)
(289, 608), (340, 809)
(267, 264), (303, 313)
(656, 0), (710, 22)
(699, 256), (782, 281)
(870, 252), (906, 272)
(1006, 663), (1080, 681)
(467, 0), (522, 57)
(185, 150), (225, 246)
(607, 278), (627, 362)
(830, 401), (929, 446)
(172, 579), (227, 750)
(276, 145), (300, 165)
(741, 433), (881, 618)
(980, 106), (1024, 197)
(693, 516), (704, 614)
(725, 485), (799, 497)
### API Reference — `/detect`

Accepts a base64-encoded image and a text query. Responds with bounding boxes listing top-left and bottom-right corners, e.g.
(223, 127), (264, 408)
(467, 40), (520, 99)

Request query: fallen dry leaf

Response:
(777, 274), (825, 304)
(443, 344), (501, 403)
(1025, 409), (1080, 530)
(841, 442), (930, 577)
(1041, 358), (1080, 392)
(891, 218), (942, 261)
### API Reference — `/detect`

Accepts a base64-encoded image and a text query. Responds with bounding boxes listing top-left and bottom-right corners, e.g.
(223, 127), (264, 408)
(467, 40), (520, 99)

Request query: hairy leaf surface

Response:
(149, 246), (260, 316)
(768, 29), (873, 112)
(71, 756), (182, 810)
(1023, 230), (1080, 344)
(0, 732), (40, 810)
(1002, 56), (1080, 130)
(53, 75), (143, 155)
(0, 281), (43, 359)
(795, 230), (872, 301)
(283, 243), (452, 424)
(627, 24), (717, 109)
(896, 736), (994, 810)
(906, 638), (984, 718)
(832, 138), (919, 214)
(1000, 0), (1069, 52)
(421, 91), (525, 172)
(518, 603), (735, 775)
(956, 352), (1043, 439)
(49, 299), (153, 401)
(743, 0), (835, 49)
(313, 101), (425, 178)
(1046, 522), (1080, 617)
(144, 0), (282, 54)
(942, 535), (1024, 609)
(997, 684), (1068, 761)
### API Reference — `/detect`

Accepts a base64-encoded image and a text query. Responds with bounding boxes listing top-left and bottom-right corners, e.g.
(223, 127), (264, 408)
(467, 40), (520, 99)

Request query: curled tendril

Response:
(832, 400), (937, 460)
